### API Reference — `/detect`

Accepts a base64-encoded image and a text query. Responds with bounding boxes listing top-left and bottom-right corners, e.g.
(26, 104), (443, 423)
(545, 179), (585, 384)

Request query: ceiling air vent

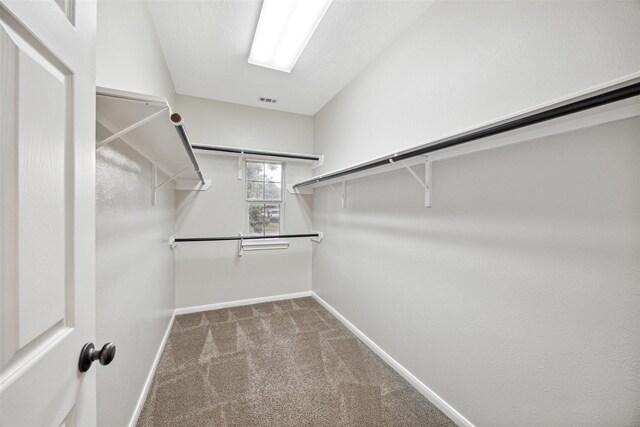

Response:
(259, 97), (277, 104)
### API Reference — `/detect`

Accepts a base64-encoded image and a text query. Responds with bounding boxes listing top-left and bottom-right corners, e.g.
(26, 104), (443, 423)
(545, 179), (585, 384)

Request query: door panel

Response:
(53, 0), (75, 25)
(0, 1), (96, 426)
(16, 21), (69, 355)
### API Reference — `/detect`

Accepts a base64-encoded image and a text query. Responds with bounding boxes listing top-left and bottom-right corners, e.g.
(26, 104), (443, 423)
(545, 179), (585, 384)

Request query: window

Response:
(246, 160), (282, 236)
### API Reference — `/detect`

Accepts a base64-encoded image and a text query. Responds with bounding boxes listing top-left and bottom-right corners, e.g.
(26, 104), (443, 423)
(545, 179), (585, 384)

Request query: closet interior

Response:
(2, 0), (636, 426)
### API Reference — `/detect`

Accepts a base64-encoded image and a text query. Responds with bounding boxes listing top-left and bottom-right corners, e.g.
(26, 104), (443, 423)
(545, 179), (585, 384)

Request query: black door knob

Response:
(79, 342), (116, 373)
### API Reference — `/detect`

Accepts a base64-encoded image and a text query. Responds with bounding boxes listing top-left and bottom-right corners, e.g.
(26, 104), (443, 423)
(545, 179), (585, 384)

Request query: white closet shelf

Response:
(192, 143), (323, 166)
(95, 87), (211, 198)
(288, 76), (640, 207)
(168, 232), (323, 256)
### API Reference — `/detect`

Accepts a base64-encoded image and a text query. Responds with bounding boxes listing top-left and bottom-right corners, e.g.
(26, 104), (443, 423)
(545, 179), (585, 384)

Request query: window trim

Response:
(244, 159), (284, 237)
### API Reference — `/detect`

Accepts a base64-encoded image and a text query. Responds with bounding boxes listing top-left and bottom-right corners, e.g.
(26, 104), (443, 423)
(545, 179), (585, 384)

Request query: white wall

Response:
(96, 3), (178, 425)
(173, 95), (314, 308)
(95, 139), (176, 427)
(96, 0), (175, 103)
(315, 0), (640, 174)
(312, 1), (640, 425)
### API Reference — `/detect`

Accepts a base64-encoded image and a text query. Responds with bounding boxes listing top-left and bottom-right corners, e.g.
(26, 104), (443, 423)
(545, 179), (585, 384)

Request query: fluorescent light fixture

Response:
(248, 0), (333, 73)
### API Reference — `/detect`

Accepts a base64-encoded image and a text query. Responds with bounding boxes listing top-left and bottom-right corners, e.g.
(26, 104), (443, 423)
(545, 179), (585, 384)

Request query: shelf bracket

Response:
(237, 232), (244, 257)
(328, 181), (346, 208)
(96, 107), (169, 148)
(311, 231), (324, 243)
(401, 157), (432, 207)
(152, 164), (192, 205)
(311, 155), (324, 169)
(169, 234), (177, 250)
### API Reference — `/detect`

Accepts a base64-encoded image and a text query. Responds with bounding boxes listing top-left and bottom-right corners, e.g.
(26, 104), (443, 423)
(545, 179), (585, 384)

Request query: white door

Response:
(0, 1), (97, 426)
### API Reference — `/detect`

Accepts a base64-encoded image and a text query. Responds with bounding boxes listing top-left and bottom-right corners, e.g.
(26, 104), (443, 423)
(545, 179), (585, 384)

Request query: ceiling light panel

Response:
(248, 0), (333, 73)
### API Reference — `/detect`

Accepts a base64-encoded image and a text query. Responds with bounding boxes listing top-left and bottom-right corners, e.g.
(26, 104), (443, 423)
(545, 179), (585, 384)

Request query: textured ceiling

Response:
(147, 0), (433, 116)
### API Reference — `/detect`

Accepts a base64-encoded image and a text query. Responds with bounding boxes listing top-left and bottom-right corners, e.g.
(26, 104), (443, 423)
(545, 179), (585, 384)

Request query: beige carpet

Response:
(137, 297), (455, 426)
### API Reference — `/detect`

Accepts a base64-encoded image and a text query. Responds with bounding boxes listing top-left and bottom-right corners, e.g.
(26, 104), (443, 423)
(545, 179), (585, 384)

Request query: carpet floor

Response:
(137, 297), (455, 426)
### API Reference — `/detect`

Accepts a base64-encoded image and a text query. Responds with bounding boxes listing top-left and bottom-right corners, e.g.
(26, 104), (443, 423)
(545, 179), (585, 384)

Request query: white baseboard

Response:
(174, 291), (313, 315)
(311, 292), (475, 427)
(128, 311), (175, 427)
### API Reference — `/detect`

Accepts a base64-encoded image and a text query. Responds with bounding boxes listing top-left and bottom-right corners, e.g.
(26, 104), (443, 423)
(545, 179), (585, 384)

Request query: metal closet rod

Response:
(170, 113), (206, 185)
(192, 144), (320, 161)
(175, 233), (319, 242)
(293, 81), (640, 188)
